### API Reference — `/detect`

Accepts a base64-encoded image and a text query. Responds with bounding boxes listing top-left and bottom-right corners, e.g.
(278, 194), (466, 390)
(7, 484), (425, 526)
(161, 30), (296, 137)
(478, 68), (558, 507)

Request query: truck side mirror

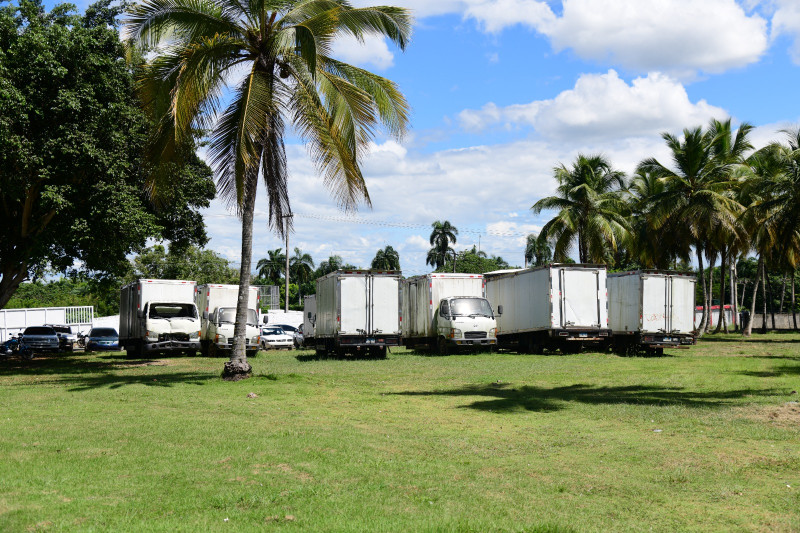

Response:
(137, 309), (143, 319)
(497, 305), (503, 316)
(202, 311), (208, 320)
(263, 316), (268, 324)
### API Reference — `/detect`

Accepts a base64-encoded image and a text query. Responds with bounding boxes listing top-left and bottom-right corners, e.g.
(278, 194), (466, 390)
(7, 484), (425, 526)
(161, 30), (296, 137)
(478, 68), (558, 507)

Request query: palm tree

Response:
(256, 248), (285, 285)
(524, 233), (551, 267)
(126, 0), (411, 378)
(317, 255), (344, 277)
(371, 245), (400, 270)
(532, 154), (629, 263)
(289, 247), (315, 285)
(426, 220), (457, 270)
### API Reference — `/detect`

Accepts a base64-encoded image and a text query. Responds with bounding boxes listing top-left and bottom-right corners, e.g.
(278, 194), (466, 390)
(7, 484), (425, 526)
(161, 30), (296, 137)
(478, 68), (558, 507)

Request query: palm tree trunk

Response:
(779, 275), (787, 313)
(223, 173), (258, 380)
(744, 255), (762, 337)
(731, 259), (739, 332)
(792, 269), (798, 331)
(760, 258), (768, 334)
(767, 269), (776, 330)
(715, 247), (727, 334)
(706, 254), (715, 333)
(696, 248), (707, 336)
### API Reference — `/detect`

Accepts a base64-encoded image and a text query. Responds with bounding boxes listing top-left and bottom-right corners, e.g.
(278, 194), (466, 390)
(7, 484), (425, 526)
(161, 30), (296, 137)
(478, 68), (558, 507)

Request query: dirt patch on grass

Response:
(744, 402), (800, 428)
(252, 463), (314, 482)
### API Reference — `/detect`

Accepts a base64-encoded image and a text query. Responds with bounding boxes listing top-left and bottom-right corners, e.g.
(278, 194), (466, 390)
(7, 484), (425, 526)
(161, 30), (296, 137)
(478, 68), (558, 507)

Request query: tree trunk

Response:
(744, 255), (762, 336)
(767, 268), (776, 330)
(715, 247), (727, 334)
(706, 254), (715, 333)
(778, 275), (787, 313)
(760, 258), (768, 334)
(792, 269), (798, 331)
(696, 248), (707, 336)
(731, 259), (739, 332)
(223, 173), (258, 381)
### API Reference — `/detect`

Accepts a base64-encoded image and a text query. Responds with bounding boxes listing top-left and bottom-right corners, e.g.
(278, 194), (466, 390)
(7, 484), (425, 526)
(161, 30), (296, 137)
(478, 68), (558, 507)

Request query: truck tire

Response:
(437, 337), (449, 356)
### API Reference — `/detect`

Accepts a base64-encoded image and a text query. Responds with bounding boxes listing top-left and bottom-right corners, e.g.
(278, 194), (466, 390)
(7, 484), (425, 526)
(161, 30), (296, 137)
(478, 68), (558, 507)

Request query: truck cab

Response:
(435, 296), (497, 353)
(139, 301), (201, 354)
(204, 307), (260, 356)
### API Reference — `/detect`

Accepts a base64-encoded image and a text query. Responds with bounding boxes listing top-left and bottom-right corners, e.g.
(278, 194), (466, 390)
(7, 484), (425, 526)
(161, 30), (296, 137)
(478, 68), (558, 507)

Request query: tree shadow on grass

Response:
(392, 383), (781, 413)
(699, 335), (800, 343)
(736, 364), (800, 378)
(0, 352), (216, 390)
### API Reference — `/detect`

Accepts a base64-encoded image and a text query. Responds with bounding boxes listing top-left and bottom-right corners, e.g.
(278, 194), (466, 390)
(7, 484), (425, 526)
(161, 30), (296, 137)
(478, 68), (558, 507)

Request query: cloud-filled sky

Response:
(57, 0), (800, 275)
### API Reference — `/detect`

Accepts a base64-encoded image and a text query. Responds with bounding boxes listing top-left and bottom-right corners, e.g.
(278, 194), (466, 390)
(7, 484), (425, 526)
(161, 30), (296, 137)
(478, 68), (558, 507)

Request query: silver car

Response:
(20, 326), (60, 353)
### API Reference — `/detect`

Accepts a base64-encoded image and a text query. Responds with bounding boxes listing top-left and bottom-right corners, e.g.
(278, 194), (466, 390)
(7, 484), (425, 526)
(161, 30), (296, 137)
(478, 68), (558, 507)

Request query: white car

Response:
(259, 326), (294, 350)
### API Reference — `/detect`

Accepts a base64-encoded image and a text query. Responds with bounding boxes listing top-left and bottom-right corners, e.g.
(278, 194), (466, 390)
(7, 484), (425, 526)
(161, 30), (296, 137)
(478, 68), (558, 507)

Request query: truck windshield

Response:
(218, 308), (258, 326)
(149, 303), (197, 319)
(449, 298), (494, 317)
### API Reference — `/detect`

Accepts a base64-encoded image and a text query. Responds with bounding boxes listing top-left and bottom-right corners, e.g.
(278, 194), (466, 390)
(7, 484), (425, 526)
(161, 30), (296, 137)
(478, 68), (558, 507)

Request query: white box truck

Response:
(119, 279), (201, 357)
(315, 270), (401, 358)
(608, 271), (697, 356)
(402, 273), (497, 354)
(302, 295), (316, 347)
(485, 264), (610, 353)
(195, 284), (261, 357)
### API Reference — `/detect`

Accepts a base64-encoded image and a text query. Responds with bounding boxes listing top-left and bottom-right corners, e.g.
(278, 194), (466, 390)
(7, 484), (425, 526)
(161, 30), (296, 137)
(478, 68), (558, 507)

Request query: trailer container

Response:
(608, 271), (696, 356)
(402, 273), (497, 353)
(195, 284), (261, 357)
(314, 270), (401, 358)
(302, 295), (316, 347)
(120, 279), (201, 357)
(485, 264), (610, 353)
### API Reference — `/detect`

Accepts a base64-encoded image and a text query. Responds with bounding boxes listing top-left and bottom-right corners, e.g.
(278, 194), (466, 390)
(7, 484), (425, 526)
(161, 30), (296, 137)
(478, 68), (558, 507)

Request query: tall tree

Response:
(524, 233), (552, 267)
(126, 0), (411, 379)
(427, 220), (458, 270)
(532, 154), (629, 263)
(316, 255), (344, 277)
(289, 247), (315, 285)
(0, 0), (214, 309)
(371, 245), (400, 270)
(256, 248), (286, 285)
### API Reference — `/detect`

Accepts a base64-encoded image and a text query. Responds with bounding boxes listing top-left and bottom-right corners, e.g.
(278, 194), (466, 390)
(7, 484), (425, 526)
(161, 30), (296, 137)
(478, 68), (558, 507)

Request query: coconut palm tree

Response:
(126, 0), (411, 378)
(371, 245), (400, 270)
(316, 254), (344, 277)
(256, 248), (285, 285)
(289, 247), (315, 285)
(532, 154), (629, 263)
(524, 233), (551, 267)
(427, 220), (457, 270)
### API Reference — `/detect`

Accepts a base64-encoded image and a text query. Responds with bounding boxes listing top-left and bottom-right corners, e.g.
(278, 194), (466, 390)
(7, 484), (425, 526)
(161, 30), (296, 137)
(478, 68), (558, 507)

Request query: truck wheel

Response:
(377, 346), (387, 359)
(437, 337), (449, 356)
(125, 345), (137, 359)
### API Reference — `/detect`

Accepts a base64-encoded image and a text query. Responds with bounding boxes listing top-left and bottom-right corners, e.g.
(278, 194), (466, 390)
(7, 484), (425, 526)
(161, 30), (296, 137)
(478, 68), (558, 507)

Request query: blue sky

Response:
(51, 0), (800, 275)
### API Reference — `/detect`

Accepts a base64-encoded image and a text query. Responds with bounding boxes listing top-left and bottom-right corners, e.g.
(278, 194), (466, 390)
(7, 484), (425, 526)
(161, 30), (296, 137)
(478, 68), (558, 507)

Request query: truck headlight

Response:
(449, 328), (462, 339)
(251, 336), (260, 345)
(215, 334), (226, 344)
(488, 328), (497, 337)
(190, 331), (200, 339)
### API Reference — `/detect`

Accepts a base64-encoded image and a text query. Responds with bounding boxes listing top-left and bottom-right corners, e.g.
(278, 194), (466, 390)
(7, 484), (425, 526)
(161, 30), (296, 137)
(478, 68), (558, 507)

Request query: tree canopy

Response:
(0, 0), (215, 310)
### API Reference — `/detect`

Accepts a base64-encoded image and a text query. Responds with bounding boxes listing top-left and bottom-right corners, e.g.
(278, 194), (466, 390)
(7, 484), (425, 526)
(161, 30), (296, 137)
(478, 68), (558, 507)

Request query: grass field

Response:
(0, 334), (798, 532)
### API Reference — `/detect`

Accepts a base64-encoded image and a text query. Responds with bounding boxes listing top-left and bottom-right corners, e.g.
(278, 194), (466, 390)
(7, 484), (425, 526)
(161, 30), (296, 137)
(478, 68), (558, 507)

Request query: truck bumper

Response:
(449, 338), (497, 346)
(551, 329), (611, 341)
(641, 334), (696, 347)
(338, 335), (401, 347)
(145, 341), (200, 352)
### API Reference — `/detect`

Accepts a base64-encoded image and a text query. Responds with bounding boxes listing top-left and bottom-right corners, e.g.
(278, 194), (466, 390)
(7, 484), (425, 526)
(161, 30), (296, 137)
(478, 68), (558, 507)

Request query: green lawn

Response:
(0, 334), (798, 532)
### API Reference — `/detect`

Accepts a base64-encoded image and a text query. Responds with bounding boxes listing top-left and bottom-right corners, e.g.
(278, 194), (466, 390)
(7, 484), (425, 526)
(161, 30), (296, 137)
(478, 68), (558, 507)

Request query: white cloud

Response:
(331, 34), (396, 70)
(771, 0), (800, 64)
(458, 70), (728, 140)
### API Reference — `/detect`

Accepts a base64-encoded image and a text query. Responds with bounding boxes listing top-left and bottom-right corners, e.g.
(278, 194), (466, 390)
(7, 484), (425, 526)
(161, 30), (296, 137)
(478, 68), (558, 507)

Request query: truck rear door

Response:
(370, 275), (400, 335)
(641, 275), (668, 333)
(670, 276), (695, 333)
(339, 276), (368, 335)
(559, 268), (602, 328)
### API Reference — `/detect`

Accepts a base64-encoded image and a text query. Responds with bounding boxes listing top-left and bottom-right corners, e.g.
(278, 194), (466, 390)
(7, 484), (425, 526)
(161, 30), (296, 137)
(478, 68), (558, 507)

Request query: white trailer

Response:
(485, 264), (610, 353)
(195, 284), (261, 357)
(314, 270), (401, 358)
(402, 273), (497, 353)
(302, 295), (316, 346)
(119, 279), (201, 357)
(608, 271), (696, 356)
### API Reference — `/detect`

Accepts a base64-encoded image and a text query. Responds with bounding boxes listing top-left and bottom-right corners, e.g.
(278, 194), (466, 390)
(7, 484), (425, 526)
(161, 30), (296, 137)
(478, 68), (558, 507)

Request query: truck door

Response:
(641, 275), (668, 333)
(370, 275), (400, 335)
(559, 268), (602, 328)
(339, 276), (368, 335)
(670, 276), (695, 333)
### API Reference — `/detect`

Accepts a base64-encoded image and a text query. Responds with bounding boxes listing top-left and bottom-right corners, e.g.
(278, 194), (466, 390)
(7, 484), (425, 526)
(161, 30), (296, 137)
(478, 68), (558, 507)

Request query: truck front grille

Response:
(158, 333), (189, 342)
(464, 331), (487, 339)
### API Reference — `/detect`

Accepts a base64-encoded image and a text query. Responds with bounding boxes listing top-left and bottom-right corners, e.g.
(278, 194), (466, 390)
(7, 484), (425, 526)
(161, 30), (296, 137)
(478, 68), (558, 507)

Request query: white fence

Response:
(0, 306), (94, 342)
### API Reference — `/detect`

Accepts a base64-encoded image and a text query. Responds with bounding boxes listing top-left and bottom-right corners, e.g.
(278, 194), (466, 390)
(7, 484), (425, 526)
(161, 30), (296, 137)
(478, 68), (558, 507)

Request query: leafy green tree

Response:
(439, 246), (512, 274)
(0, 0), (214, 310)
(532, 154), (629, 263)
(524, 233), (552, 267)
(127, 0), (411, 379)
(316, 255), (344, 277)
(256, 248), (286, 285)
(130, 244), (239, 285)
(371, 245), (400, 270)
(427, 220), (458, 270)
(290, 248), (315, 285)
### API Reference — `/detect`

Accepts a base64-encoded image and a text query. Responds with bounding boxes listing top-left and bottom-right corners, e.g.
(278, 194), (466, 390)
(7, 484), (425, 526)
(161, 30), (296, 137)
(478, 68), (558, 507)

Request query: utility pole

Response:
(283, 213), (293, 313)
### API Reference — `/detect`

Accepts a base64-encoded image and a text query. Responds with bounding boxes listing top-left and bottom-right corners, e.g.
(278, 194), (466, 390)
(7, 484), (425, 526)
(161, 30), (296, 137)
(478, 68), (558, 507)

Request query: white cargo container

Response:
(195, 284), (261, 357)
(315, 270), (401, 358)
(402, 273), (497, 353)
(119, 279), (201, 357)
(608, 271), (696, 355)
(302, 295), (316, 346)
(485, 264), (610, 353)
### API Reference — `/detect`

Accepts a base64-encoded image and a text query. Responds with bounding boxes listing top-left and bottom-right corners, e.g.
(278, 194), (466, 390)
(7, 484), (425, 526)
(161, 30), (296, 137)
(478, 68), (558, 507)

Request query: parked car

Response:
(45, 324), (78, 352)
(20, 326), (60, 353)
(273, 324), (303, 348)
(259, 326), (294, 350)
(86, 327), (120, 352)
